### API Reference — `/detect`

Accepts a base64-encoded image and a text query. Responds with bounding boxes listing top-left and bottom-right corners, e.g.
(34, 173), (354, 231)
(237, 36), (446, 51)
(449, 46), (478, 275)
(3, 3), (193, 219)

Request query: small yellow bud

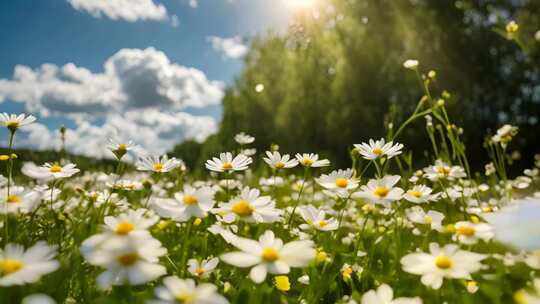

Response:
(444, 224), (456, 234)
(193, 218), (202, 226)
(274, 276), (290, 292)
(9, 153), (17, 159)
(506, 21), (519, 34)
(442, 91), (451, 99)
(428, 70), (436, 79)
(437, 99), (445, 106)
(0, 155), (9, 161)
(157, 220), (170, 230)
(316, 251), (329, 264)
(471, 215), (480, 223)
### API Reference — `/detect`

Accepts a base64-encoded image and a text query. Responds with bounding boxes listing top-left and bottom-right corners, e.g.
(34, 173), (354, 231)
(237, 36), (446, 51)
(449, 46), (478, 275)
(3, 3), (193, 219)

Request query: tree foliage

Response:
(172, 0), (540, 172)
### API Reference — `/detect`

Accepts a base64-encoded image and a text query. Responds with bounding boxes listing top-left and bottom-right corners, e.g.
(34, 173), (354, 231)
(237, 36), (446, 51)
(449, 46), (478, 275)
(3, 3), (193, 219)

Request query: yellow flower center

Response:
(372, 148), (384, 156)
(50, 164), (62, 173)
(317, 220), (328, 227)
(335, 178), (349, 188)
(6, 195), (21, 204)
(482, 206), (493, 213)
(6, 121), (19, 130)
(0, 259), (24, 275)
(175, 292), (194, 303)
(456, 226), (475, 236)
(183, 195), (198, 205)
(342, 267), (353, 279)
(262, 247), (279, 262)
(231, 200), (254, 216)
(373, 186), (390, 198)
(274, 275), (291, 292)
(195, 267), (205, 276)
(222, 162), (233, 170)
(436, 166), (450, 175)
(115, 221), (135, 235)
(408, 190), (423, 198)
(274, 162), (285, 169)
(117, 254), (138, 266)
(117, 144), (127, 152)
(435, 255), (453, 269)
(424, 216), (433, 224)
(153, 163), (164, 172)
(302, 159), (314, 166)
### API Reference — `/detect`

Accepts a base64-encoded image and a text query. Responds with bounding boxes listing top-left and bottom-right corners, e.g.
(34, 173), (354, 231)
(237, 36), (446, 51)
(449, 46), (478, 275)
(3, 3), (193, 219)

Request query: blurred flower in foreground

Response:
(0, 241), (59, 286)
(220, 230), (315, 283)
(148, 276), (228, 304)
(485, 197), (540, 251)
(22, 294), (56, 304)
(361, 283), (422, 304)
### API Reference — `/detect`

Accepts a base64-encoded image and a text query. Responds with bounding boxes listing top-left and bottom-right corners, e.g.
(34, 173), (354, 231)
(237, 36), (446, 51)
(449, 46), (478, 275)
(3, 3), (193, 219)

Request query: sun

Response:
(283, 0), (318, 12)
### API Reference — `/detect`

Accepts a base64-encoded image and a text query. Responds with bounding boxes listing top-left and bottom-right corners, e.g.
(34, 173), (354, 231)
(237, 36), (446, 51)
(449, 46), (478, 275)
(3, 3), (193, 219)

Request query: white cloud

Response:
(189, 0), (198, 8)
(0, 47), (224, 117)
(0, 48), (223, 159)
(67, 0), (168, 23)
(207, 36), (248, 59)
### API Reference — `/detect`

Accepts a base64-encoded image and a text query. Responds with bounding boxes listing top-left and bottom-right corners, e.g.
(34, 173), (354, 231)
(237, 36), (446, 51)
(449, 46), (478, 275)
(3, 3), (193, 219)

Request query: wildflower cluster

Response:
(0, 60), (539, 304)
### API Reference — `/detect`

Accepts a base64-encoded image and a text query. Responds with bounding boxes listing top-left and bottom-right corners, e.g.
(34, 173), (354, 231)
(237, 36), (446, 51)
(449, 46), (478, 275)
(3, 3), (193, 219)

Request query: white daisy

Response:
(107, 138), (137, 160)
(136, 155), (181, 173)
(405, 206), (444, 231)
(361, 284), (422, 304)
(152, 185), (215, 221)
(220, 230), (316, 283)
(82, 236), (167, 289)
(215, 187), (282, 223)
(187, 257), (219, 278)
(316, 168), (359, 195)
(491, 124), (518, 146)
(400, 243), (486, 289)
(423, 160), (466, 181)
(0, 186), (40, 214)
(295, 153), (330, 168)
(452, 221), (494, 245)
(205, 152), (252, 173)
(80, 209), (159, 258)
(148, 276), (229, 304)
(263, 151), (298, 169)
(354, 138), (404, 160)
(298, 205), (338, 232)
(0, 113), (36, 132)
(403, 59), (419, 69)
(353, 175), (404, 206)
(403, 185), (440, 204)
(0, 241), (59, 286)
(22, 162), (80, 181)
(234, 132), (255, 145)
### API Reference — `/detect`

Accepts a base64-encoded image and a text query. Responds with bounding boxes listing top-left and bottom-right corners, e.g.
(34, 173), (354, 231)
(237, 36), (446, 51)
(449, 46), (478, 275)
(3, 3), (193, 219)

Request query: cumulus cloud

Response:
(67, 0), (168, 23)
(0, 48), (224, 117)
(0, 48), (223, 159)
(207, 36), (248, 59)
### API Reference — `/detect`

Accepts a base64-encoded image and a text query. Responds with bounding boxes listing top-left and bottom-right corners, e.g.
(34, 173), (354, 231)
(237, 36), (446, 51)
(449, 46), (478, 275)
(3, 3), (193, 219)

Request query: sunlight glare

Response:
(283, 0), (318, 12)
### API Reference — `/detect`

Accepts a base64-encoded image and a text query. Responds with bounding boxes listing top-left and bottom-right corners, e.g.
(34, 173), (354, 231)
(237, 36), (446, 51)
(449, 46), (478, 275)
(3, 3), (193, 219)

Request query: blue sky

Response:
(0, 0), (293, 158)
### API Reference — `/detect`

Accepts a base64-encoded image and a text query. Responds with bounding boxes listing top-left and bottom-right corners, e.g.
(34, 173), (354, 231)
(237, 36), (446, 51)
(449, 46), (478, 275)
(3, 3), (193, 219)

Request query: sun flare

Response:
(283, 0), (318, 12)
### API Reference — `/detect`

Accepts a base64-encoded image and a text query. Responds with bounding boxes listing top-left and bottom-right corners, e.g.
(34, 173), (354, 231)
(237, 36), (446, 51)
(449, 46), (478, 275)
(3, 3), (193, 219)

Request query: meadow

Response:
(1, 51), (540, 304)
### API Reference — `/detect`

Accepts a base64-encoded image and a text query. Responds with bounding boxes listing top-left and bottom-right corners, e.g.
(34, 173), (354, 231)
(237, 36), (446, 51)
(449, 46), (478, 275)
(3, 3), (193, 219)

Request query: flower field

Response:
(1, 60), (540, 304)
